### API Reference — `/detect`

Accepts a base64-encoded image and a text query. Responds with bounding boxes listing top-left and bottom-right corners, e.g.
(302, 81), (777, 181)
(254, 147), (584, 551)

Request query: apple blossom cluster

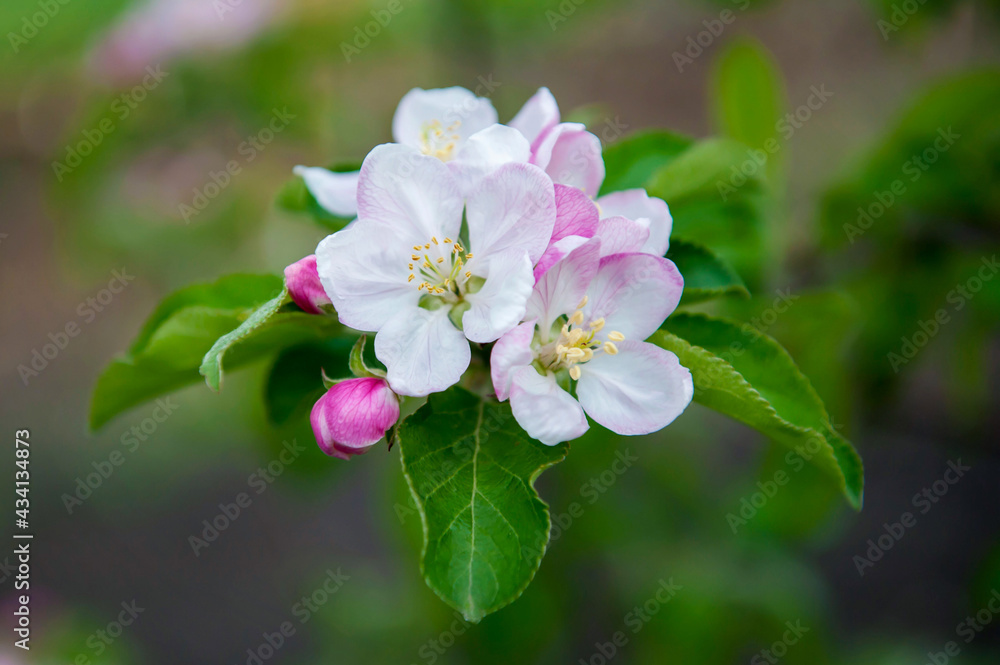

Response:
(283, 87), (694, 458)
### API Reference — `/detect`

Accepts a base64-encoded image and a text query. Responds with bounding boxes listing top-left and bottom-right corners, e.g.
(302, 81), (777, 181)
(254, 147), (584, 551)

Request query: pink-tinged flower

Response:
(283, 255), (331, 315)
(311, 377), (399, 459)
(507, 88), (606, 198)
(492, 238), (693, 445)
(316, 143), (556, 397)
(296, 87), (498, 217)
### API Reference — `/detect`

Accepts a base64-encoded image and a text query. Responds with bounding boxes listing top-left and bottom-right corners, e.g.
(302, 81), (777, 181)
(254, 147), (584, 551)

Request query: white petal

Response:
(595, 216), (650, 257)
(375, 306), (470, 397)
(356, 143), (463, 243)
(532, 123), (605, 197)
(585, 253), (683, 341)
(526, 237), (600, 339)
(462, 249), (534, 344)
(466, 162), (556, 265)
(293, 166), (359, 218)
(448, 124), (531, 196)
(490, 320), (536, 402)
(596, 189), (673, 256)
(509, 87), (560, 147)
(315, 220), (417, 331)
(392, 87), (498, 151)
(576, 341), (693, 436)
(509, 367), (589, 445)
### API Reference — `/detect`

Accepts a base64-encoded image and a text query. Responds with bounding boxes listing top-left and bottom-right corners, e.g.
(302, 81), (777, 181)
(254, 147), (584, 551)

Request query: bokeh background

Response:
(2, 0), (999, 662)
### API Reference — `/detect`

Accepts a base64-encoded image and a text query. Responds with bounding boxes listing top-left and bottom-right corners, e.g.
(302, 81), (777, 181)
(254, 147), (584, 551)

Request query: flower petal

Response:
(534, 234), (589, 282)
(552, 183), (599, 243)
(315, 220), (418, 331)
(462, 249), (535, 344)
(283, 254), (331, 315)
(466, 162), (556, 265)
(585, 253), (683, 341)
(526, 236), (600, 338)
(576, 340), (693, 436)
(509, 87), (560, 148)
(448, 124), (531, 196)
(375, 306), (470, 397)
(293, 166), (359, 218)
(310, 378), (399, 459)
(509, 367), (589, 445)
(490, 319), (537, 402)
(356, 143), (463, 243)
(595, 216), (650, 257)
(596, 189), (673, 256)
(532, 123), (605, 196)
(392, 87), (498, 150)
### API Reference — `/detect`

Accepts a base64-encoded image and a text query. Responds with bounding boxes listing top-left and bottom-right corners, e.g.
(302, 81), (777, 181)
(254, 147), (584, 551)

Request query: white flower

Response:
(295, 86), (498, 218)
(491, 238), (693, 445)
(316, 144), (556, 397)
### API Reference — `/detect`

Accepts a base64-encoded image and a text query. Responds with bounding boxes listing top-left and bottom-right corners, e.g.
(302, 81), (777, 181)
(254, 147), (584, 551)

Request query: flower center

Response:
(538, 296), (625, 380)
(407, 236), (474, 299)
(419, 120), (461, 161)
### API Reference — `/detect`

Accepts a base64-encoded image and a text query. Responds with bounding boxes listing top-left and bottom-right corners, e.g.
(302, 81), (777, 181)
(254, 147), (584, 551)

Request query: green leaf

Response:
(711, 38), (786, 184)
(599, 130), (694, 196)
(668, 239), (749, 306)
(646, 138), (769, 286)
(398, 387), (568, 622)
(200, 288), (289, 391)
(263, 341), (354, 426)
(90, 274), (341, 430)
(653, 313), (863, 509)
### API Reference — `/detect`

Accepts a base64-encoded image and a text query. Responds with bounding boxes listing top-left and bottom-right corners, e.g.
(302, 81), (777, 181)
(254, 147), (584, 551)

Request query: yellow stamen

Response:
(590, 317), (605, 332)
(408, 274), (415, 282)
(604, 342), (619, 355)
(569, 310), (584, 326)
(576, 295), (589, 309)
(607, 331), (625, 342)
(569, 366), (582, 381)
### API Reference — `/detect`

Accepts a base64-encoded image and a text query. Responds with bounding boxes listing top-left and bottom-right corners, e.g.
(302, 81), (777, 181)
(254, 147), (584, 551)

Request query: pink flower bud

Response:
(284, 255), (331, 314)
(310, 378), (399, 460)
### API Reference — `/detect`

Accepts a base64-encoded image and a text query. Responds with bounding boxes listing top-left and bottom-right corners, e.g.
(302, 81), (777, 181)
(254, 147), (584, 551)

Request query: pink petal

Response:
(490, 319), (537, 402)
(596, 189), (673, 256)
(595, 216), (650, 257)
(310, 377), (400, 459)
(283, 254), (331, 315)
(552, 184), (600, 244)
(509, 366), (589, 445)
(526, 237), (601, 338)
(509, 87), (560, 149)
(576, 341), (692, 436)
(532, 123), (605, 197)
(585, 253), (684, 341)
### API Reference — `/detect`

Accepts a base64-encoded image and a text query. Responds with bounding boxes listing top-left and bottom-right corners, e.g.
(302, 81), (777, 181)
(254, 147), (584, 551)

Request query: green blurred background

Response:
(1, 0), (999, 662)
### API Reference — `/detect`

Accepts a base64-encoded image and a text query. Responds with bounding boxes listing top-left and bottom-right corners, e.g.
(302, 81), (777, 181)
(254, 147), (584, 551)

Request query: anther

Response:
(604, 342), (619, 355)
(607, 331), (625, 342)
(569, 366), (582, 381)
